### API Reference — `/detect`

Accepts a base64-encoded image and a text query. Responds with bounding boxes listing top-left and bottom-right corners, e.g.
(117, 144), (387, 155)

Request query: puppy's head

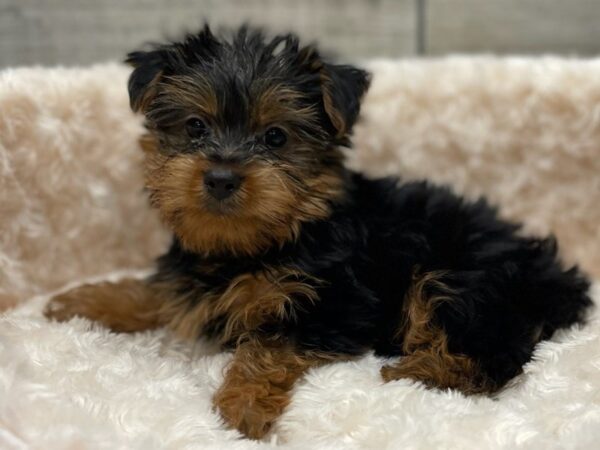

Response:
(127, 25), (370, 256)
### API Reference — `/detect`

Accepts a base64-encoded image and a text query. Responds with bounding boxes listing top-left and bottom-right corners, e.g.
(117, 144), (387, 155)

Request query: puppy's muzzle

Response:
(204, 168), (242, 200)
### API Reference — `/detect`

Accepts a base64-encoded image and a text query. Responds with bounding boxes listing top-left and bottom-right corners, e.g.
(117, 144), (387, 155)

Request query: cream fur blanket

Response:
(1, 59), (599, 449)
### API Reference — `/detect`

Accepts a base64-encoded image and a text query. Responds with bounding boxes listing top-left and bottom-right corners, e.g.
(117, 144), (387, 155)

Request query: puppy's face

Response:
(127, 26), (370, 256)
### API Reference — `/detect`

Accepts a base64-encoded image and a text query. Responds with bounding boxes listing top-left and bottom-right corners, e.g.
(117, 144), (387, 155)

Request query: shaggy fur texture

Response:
(1, 58), (600, 448)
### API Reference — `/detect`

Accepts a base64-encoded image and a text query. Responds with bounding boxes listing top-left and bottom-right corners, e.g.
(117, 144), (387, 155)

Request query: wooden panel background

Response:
(0, 0), (417, 67)
(1, 0), (600, 67)
(426, 0), (600, 55)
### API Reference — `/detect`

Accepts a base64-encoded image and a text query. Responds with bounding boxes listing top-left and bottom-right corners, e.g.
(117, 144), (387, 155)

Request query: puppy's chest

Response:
(166, 264), (318, 344)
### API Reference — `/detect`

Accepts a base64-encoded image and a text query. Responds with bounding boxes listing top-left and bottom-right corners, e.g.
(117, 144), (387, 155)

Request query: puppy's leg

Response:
(214, 338), (332, 440)
(380, 340), (490, 394)
(44, 278), (166, 332)
(380, 272), (494, 394)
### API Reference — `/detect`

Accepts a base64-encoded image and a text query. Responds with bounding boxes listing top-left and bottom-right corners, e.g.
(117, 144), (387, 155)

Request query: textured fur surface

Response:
(1, 59), (600, 448)
(0, 64), (169, 311)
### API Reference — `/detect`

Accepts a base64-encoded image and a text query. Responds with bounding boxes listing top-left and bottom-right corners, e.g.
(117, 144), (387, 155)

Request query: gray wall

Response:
(1, 0), (600, 68)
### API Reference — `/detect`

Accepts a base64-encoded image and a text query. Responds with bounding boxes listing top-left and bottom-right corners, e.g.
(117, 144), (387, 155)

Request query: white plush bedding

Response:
(1, 59), (599, 449)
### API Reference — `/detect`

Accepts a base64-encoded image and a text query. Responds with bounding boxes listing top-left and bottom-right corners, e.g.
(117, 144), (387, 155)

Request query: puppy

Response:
(45, 26), (592, 439)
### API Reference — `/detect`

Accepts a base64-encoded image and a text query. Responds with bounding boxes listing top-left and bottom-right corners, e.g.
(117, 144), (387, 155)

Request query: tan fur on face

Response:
(381, 271), (494, 394)
(251, 84), (320, 130)
(142, 134), (344, 256)
(155, 75), (219, 119)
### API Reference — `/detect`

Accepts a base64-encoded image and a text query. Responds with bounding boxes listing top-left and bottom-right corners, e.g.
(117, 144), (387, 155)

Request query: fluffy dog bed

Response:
(1, 58), (600, 449)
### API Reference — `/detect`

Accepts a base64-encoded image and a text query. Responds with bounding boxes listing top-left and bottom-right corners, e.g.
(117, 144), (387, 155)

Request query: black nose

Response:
(203, 168), (242, 200)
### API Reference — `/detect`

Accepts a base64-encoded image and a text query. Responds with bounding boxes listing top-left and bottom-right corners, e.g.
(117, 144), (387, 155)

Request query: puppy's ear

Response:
(125, 49), (167, 113)
(321, 64), (371, 139)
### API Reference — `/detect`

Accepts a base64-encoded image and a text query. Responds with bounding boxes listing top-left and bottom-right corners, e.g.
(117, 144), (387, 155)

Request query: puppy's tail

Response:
(525, 237), (593, 339)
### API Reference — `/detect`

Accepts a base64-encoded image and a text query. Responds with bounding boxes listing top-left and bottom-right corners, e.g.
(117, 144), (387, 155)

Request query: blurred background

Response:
(1, 0), (600, 67)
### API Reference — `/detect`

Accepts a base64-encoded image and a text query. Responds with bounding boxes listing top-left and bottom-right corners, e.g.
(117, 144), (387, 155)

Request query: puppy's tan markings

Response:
(252, 84), (319, 130)
(381, 271), (494, 394)
(213, 336), (343, 440)
(158, 75), (219, 119)
(166, 267), (319, 344)
(44, 279), (167, 332)
(43, 267), (325, 440)
(44, 265), (318, 345)
(142, 135), (345, 256)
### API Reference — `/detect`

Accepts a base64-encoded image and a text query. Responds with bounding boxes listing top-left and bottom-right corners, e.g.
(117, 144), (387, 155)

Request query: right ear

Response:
(125, 50), (166, 113)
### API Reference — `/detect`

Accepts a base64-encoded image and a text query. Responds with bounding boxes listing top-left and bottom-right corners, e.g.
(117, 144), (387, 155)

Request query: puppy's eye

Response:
(264, 127), (287, 148)
(185, 118), (207, 138)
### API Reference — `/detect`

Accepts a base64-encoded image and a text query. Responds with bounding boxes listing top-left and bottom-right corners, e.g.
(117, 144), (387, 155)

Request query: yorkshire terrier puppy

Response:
(45, 26), (592, 439)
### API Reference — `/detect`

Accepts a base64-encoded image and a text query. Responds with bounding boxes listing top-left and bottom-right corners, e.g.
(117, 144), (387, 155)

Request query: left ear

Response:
(321, 63), (371, 139)
(125, 49), (168, 113)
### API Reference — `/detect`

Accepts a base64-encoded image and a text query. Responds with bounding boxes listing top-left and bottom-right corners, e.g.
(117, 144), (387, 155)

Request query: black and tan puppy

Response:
(45, 26), (592, 439)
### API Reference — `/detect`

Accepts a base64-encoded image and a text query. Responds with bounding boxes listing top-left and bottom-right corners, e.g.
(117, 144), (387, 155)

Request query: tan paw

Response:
(380, 364), (402, 383)
(44, 288), (92, 323)
(213, 389), (280, 440)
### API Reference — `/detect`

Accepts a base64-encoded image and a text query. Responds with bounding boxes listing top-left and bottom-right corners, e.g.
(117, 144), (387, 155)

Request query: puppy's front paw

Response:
(44, 286), (94, 323)
(213, 386), (282, 440)
(380, 364), (398, 383)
